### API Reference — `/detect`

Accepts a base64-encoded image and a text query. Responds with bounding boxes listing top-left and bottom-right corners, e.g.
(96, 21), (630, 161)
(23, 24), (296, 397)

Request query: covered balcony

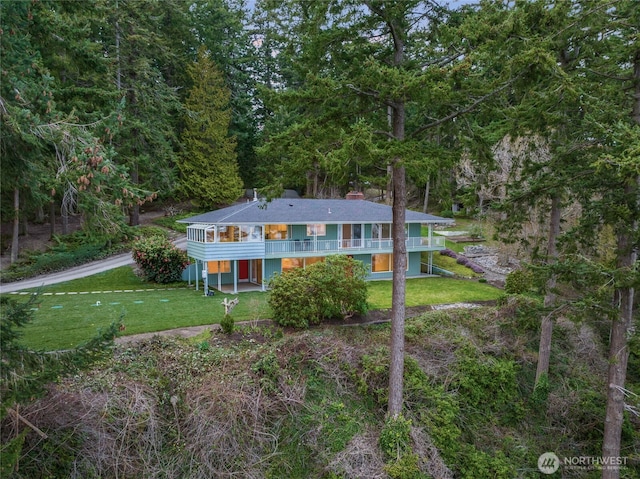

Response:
(264, 236), (445, 257)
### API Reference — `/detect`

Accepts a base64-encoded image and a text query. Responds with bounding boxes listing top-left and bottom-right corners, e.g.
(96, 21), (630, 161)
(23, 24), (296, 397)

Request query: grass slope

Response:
(6, 300), (638, 479)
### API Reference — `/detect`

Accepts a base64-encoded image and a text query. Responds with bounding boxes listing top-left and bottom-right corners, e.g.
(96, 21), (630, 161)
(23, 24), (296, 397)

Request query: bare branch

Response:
(411, 72), (525, 137)
(7, 407), (48, 439)
(346, 83), (380, 99)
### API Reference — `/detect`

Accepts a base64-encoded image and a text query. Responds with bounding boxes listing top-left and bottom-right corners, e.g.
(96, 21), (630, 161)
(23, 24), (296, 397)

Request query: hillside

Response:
(3, 299), (639, 479)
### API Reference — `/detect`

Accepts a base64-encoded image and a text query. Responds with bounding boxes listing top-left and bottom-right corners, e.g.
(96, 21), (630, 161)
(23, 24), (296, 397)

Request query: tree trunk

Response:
(10, 188), (19, 264)
(386, 164), (393, 206)
(129, 165), (140, 226)
(49, 199), (56, 240)
(602, 218), (636, 479)
(384, 9), (407, 418)
(535, 194), (561, 387)
(422, 176), (430, 213)
(388, 158), (407, 418)
(61, 192), (70, 235)
(35, 205), (45, 223)
(602, 50), (640, 479)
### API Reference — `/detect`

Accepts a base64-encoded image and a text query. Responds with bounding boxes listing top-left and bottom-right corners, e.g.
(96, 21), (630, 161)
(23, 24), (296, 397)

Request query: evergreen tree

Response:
(0, 1), (55, 262)
(104, 0), (183, 225)
(253, 0), (537, 417)
(178, 47), (243, 207)
(480, 3), (638, 474)
(0, 294), (118, 474)
(190, 0), (260, 186)
(0, 1), (157, 245)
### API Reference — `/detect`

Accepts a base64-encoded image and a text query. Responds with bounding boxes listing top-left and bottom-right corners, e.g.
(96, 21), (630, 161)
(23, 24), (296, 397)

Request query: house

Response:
(179, 197), (453, 293)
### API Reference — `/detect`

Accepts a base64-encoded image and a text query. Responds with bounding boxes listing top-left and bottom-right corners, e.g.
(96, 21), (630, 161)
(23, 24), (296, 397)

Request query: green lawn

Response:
(9, 266), (501, 351)
(366, 277), (499, 309)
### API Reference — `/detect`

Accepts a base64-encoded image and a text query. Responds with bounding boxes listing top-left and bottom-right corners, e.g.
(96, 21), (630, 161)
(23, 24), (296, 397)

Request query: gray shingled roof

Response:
(179, 199), (453, 225)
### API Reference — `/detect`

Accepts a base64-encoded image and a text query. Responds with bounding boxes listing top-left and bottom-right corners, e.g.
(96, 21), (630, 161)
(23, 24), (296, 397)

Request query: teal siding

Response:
(181, 263), (196, 281)
(352, 254), (371, 275)
(326, 224), (338, 240)
(208, 270), (235, 285)
(408, 252), (422, 276)
(408, 223), (422, 237)
(290, 225), (306, 240)
(265, 258), (282, 280)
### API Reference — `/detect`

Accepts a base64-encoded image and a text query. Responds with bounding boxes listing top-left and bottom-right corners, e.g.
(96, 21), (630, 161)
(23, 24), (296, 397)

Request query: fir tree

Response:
(178, 47), (243, 207)
(0, 293), (118, 474)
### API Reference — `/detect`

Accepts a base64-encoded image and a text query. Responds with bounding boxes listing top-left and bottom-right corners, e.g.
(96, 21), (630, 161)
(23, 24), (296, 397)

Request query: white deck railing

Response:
(264, 236), (445, 256)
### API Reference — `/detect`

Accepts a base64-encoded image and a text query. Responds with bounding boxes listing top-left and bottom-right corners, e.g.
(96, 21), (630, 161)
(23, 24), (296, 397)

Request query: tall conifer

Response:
(178, 47), (243, 207)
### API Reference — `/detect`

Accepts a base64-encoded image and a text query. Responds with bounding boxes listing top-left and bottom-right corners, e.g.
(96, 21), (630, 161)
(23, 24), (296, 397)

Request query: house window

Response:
(371, 253), (408, 272)
(282, 257), (324, 272)
(307, 224), (326, 236)
(240, 225), (260, 242)
(218, 226), (235, 242)
(372, 253), (393, 272)
(218, 225), (263, 242)
(248, 225), (263, 241)
(266, 224), (288, 240)
(304, 256), (324, 267)
(206, 226), (216, 243)
(282, 257), (303, 272)
(372, 223), (392, 240)
(208, 261), (231, 273)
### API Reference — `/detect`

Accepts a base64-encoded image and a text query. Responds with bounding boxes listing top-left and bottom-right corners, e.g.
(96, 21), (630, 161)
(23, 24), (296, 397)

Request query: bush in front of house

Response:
(268, 255), (368, 329)
(220, 314), (235, 334)
(132, 235), (189, 283)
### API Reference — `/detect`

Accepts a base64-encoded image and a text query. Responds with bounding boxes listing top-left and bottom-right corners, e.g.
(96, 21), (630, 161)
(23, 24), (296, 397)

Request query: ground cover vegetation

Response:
(1, 298), (637, 478)
(2, 0), (638, 476)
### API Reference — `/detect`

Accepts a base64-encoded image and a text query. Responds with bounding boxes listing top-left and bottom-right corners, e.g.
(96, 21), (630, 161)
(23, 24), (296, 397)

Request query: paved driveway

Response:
(0, 237), (187, 294)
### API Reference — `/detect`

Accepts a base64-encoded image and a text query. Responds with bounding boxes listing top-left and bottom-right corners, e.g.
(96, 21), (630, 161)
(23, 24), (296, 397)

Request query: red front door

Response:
(239, 260), (249, 281)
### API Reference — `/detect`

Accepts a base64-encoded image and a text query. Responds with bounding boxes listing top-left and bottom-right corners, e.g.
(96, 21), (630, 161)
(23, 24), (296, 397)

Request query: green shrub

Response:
(457, 446), (515, 479)
(504, 268), (534, 294)
(268, 270), (319, 328)
(133, 225), (169, 239)
(251, 351), (280, 393)
(152, 212), (193, 233)
(380, 415), (412, 460)
(383, 453), (424, 479)
(453, 346), (523, 425)
(268, 255), (368, 328)
(531, 373), (550, 410)
(467, 224), (484, 239)
(220, 314), (234, 334)
(356, 347), (390, 404)
(307, 255), (368, 320)
(0, 239), (110, 282)
(131, 235), (189, 283)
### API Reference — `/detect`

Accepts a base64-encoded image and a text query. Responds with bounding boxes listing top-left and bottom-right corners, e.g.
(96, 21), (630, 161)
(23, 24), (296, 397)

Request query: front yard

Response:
(11, 266), (502, 351)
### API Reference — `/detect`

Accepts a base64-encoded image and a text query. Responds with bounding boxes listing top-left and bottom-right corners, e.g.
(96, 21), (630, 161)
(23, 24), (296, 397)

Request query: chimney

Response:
(346, 191), (365, 200)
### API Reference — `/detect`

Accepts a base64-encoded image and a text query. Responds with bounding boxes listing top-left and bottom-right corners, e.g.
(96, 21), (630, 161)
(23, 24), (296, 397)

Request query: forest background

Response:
(0, 1), (638, 478)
